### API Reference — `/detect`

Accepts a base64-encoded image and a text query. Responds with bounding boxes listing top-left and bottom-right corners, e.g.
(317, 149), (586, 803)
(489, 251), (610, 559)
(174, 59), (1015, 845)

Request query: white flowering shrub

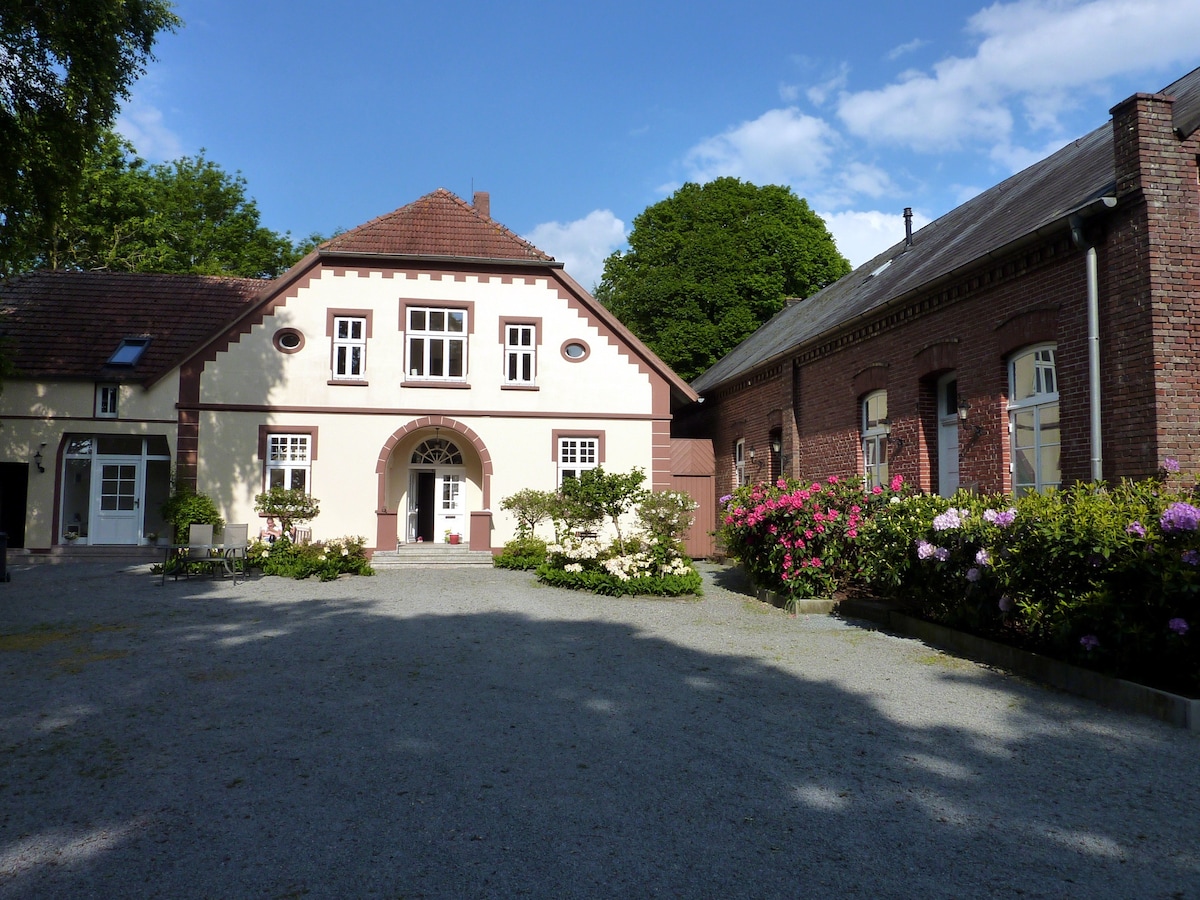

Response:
(539, 530), (701, 597)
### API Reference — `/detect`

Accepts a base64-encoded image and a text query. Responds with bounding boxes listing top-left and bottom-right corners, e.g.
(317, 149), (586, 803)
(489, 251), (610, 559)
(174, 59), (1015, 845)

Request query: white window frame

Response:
(332, 316), (366, 380)
(862, 390), (889, 491)
(1008, 344), (1060, 496)
(734, 438), (747, 488)
(558, 436), (598, 485)
(406, 307), (467, 381)
(504, 323), (536, 385)
(266, 434), (311, 493)
(96, 384), (119, 418)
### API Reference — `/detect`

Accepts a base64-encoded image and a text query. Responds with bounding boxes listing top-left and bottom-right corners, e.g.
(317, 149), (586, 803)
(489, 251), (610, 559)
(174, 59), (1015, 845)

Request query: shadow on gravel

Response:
(0, 565), (1197, 899)
(701, 562), (756, 597)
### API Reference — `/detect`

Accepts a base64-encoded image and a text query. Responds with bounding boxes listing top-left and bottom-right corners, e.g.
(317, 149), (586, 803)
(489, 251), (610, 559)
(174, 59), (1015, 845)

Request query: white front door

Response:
(434, 468), (465, 542)
(937, 374), (960, 498)
(92, 457), (143, 544)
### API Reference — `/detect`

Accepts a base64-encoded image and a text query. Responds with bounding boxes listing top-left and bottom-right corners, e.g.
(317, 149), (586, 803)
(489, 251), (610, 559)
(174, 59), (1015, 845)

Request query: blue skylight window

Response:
(108, 338), (150, 365)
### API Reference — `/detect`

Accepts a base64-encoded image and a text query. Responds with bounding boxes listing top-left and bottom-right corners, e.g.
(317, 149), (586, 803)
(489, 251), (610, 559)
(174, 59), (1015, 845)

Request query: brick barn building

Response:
(681, 66), (1200, 502)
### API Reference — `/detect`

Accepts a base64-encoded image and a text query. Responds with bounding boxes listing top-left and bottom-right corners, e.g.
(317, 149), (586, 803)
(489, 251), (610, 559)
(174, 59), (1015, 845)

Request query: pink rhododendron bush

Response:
(719, 466), (1198, 697)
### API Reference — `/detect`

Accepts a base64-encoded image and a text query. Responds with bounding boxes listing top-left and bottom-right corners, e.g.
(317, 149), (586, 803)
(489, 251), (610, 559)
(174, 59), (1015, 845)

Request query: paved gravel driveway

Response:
(1, 562), (1197, 899)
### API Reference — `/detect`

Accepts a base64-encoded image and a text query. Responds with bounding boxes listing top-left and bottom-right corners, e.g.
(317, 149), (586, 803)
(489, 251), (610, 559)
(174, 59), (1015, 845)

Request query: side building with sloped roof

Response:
(682, 66), (1200, 503)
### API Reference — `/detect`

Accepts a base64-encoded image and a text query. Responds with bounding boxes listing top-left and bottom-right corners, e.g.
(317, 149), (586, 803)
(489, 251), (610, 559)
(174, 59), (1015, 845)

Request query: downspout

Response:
(1070, 213), (1103, 482)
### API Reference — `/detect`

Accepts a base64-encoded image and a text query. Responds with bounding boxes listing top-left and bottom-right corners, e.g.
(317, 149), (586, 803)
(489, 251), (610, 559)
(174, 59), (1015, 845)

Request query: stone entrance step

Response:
(370, 544), (494, 569)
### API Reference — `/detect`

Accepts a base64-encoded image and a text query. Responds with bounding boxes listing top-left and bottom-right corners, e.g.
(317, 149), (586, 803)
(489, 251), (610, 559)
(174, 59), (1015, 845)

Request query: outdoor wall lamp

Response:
(958, 399), (971, 422)
(33, 445), (45, 473)
(770, 436), (782, 454)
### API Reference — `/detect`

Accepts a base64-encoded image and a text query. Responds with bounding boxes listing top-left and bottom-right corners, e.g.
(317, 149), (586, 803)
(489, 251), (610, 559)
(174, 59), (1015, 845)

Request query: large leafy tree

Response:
(30, 130), (313, 277)
(0, 0), (181, 275)
(596, 178), (850, 382)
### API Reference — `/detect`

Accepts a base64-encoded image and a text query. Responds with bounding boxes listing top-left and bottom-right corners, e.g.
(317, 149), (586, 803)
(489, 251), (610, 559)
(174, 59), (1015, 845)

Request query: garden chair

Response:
(170, 523), (216, 580)
(220, 524), (249, 583)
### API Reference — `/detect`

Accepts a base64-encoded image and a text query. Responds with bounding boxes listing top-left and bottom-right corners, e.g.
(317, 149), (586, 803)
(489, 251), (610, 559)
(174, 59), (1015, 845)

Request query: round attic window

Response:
(562, 340), (589, 362)
(274, 328), (304, 353)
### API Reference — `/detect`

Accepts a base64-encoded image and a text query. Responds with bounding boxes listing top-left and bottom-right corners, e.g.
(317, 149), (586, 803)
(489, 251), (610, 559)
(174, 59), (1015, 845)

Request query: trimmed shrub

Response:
(248, 535), (373, 581)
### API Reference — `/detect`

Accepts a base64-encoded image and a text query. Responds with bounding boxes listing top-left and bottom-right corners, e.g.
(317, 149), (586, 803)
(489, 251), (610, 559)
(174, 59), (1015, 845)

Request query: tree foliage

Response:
(0, 0), (181, 275)
(14, 130), (310, 277)
(254, 487), (320, 538)
(559, 467), (648, 544)
(595, 178), (850, 382)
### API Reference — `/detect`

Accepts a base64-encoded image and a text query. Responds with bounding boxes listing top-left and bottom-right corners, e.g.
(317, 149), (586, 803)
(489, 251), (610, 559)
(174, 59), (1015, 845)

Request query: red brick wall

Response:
(1112, 94), (1200, 470)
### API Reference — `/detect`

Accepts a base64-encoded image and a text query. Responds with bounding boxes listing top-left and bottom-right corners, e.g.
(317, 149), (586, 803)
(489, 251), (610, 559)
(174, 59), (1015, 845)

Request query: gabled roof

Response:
(692, 65), (1200, 395)
(321, 188), (557, 264)
(0, 270), (265, 384)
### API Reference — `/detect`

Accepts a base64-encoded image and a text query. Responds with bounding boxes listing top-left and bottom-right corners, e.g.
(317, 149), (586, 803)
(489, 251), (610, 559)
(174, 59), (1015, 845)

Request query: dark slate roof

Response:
(692, 65), (1200, 395)
(321, 188), (556, 263)
(0, 270), (265, 384)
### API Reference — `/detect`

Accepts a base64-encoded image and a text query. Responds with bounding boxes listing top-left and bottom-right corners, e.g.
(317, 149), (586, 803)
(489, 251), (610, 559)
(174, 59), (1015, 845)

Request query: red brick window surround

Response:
(400, 300), (474, 386)
(258, 425), (319, 493)
(553, 429), (605, 485)
(500, 317), (542, 388)
(326, 309), (372, 384)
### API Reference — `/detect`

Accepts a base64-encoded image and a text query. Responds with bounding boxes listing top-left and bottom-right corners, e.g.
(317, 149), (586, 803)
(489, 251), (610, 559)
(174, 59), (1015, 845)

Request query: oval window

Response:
(563, 341), (587, 360)
(274, 329), (304, 353)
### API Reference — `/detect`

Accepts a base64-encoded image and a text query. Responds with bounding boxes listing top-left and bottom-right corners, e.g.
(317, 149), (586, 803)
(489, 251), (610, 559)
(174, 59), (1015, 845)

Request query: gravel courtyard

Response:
(0, 561), (1196, 899)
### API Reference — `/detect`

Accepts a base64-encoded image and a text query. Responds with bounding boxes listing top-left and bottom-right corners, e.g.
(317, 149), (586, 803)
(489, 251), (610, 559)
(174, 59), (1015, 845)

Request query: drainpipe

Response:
(1070, 214), (1103, 482)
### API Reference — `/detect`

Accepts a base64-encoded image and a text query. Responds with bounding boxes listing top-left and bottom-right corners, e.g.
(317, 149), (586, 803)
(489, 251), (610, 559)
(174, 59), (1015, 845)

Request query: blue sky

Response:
(117, 0), (1200, 289)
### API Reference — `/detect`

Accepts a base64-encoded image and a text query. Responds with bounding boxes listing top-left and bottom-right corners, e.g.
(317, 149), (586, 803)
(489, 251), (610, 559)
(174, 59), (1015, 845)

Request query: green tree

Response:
(42, 132), (308, 277)
(559, 467), (648, 544)
(254, 487), (320, 539)
(0, 0), (181, 276)
(595, 178), (850, 381)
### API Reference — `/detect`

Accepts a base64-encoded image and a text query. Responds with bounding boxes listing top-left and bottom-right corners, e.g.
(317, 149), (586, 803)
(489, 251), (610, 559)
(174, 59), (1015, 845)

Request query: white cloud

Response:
(887, 38), (928, 61)
(525, 210), (627, 292)
(836, 0), (1200, 151)
(115, 95), (183, 160)
(805, 63), (850, 107)
(820, 208), (932, 269)
(682, 107), (838, 185)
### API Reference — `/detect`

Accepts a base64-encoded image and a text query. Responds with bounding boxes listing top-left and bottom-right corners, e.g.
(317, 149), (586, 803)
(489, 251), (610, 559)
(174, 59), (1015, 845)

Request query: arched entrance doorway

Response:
(375, 417), (493, 550)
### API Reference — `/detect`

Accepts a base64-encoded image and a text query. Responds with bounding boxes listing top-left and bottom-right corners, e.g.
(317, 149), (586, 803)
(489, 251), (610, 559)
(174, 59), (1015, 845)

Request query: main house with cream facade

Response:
(0, 190), (699, 555)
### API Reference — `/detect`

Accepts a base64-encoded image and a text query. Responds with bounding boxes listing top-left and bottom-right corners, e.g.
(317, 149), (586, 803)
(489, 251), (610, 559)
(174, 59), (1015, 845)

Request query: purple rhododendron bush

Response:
(719, 465), (1199, 697)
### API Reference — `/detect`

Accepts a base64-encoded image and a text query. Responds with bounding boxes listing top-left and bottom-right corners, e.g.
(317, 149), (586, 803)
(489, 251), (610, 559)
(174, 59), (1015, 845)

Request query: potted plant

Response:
(444, 529), (461, 545)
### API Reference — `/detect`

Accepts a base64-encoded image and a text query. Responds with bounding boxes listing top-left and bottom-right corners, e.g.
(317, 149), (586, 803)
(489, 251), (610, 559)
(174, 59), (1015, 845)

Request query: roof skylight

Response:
(108, 338), (150, 366)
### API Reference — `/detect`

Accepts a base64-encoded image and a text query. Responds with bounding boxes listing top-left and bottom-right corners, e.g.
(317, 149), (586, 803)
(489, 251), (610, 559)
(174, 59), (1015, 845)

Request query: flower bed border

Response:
(747, 573), (1197, 730)
(837, 596), (1200, 731)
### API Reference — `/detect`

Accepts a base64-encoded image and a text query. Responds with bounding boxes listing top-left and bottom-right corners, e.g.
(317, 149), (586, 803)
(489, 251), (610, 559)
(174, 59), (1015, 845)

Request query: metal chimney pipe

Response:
(904, 207), (913, 248)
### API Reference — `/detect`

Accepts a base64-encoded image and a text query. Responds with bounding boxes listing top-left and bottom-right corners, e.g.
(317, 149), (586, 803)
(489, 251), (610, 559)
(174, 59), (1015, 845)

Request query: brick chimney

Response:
(473, 191), (490, 219)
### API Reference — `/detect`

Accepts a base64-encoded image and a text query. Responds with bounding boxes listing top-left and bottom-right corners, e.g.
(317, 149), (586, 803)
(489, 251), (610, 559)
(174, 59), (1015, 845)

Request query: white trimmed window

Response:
(558, 436), (598, 484)
(96, 385), (119, 418)
(332, 316), (366, 380)
(734, 438), (747, 488)
(407, 307), (466, 380)
(1009, 345), (1060, 495)
(505, 324), (536, 385)
(266, 434), (311, 492)
(862, 390), (889, 490)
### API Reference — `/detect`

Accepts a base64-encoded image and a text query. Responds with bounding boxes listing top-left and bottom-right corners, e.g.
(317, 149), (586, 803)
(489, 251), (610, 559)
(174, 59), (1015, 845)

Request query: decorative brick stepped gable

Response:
(370, 545), (494, 568)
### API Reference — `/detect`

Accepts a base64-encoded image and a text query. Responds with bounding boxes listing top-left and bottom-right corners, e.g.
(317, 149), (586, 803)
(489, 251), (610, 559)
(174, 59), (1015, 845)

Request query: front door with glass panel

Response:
(92, 457), (142, 544)
(407, 437), (467, 543)
(937, 374), (960, 497)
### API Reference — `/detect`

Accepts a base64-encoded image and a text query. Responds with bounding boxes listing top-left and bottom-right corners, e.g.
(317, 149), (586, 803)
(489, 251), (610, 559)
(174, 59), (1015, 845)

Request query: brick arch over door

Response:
(376, 416), (494, 510)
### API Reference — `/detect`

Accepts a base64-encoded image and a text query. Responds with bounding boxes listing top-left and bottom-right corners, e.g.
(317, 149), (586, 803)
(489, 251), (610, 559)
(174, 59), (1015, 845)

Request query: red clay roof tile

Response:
(0, 270), (265, 383)
(322, 188), (555, 262)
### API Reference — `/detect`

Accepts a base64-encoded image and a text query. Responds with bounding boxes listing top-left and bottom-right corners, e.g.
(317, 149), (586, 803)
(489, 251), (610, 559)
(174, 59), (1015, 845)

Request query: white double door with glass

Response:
(407, 467), (465, 543)
(92, 456), (143, 544)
